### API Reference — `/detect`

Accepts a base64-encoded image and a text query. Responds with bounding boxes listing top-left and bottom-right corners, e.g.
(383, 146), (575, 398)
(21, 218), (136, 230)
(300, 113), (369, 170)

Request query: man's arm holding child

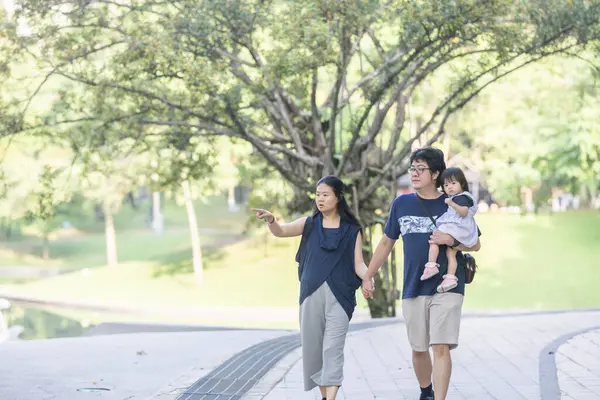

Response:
(429, 231), (480, 252)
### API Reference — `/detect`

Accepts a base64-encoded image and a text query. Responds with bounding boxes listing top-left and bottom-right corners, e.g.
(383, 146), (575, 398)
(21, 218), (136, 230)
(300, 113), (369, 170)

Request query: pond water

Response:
(1, 303), (92, 340)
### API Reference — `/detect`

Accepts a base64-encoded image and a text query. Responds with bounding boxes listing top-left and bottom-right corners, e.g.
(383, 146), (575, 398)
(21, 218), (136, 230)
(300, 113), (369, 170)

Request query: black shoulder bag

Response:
(416, 196), (478, 284)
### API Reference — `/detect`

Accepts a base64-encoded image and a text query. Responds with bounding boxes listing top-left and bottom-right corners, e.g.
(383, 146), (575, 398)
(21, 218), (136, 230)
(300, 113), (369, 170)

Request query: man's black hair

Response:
(409, 147), (447, 188)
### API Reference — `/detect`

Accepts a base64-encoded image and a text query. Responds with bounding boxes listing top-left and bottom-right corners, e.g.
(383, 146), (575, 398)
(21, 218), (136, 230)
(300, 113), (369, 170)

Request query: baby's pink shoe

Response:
(420, 262), (440, 280)
(437, 274), (458, 293)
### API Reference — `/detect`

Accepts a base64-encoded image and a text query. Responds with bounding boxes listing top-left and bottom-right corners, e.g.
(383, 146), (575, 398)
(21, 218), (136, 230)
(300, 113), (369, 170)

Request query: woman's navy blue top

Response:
(297, 212), (362, 320)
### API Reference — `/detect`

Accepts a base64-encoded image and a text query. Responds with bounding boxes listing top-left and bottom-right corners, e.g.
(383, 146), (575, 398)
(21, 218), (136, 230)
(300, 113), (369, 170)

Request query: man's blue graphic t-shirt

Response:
(384, 193), (469, 298)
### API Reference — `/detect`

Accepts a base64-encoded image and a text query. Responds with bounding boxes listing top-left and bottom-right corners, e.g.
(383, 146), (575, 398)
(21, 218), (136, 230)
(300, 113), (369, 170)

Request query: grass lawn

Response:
(0, 195), (249, 269)
(2, 232), (302, 309)
(464, 210), (600, 310)
(3, 210), (600, 321)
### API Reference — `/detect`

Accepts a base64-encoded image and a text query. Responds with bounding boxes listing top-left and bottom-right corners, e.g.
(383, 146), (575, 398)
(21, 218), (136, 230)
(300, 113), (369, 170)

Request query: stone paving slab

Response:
(246, 311), (600, 400)
(556, 328), (600, 400)
(0, 329), (286, 400)
(160, 315), (400, 400)
(2, 310), (599, 400)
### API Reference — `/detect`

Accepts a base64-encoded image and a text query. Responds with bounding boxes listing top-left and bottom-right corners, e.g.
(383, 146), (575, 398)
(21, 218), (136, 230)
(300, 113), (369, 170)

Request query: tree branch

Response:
(384, 94), (408, 160)
(223, 101), (310, 189)
(367, 29), (386, 60)
(139, 119), (240, 138)
(327, 59), (345, 173)
(355, 83), (404, 154)
(51, 23), (128, 36)
(54, 71), (209, 122)
(335, 37), (454, 176)
(360, 43), (580, 201)
(310, 68), (328, 154)
(213, 48), (258, 68)
(273, 91), (306, 155)
(324, 46), (408, 110)
(18, 40), (125, 119)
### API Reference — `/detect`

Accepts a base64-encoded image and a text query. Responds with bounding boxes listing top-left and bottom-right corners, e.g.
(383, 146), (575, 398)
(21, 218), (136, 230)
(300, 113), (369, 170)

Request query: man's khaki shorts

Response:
(402, 293), (464, 352)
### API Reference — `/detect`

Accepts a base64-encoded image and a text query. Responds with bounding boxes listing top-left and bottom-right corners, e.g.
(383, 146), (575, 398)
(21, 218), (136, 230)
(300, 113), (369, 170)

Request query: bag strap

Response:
(416, 195), (437, 229)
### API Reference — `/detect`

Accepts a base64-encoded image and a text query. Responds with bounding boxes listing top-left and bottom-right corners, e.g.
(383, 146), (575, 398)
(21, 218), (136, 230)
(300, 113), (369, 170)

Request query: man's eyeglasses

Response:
(408, 167), (431, 175)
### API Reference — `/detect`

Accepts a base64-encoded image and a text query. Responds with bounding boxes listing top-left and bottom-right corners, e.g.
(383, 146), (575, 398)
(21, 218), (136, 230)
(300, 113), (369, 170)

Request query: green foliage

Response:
(452, 55), (600, 206)
(25, 165), (65, 222)
(0, 136), (73, 222)
(2, 0), (600, 315)
(23, 164), (78, 240)
(146, 135), (250, 205)
(77, 139), (145, 215)
(3, 0), (599, 222)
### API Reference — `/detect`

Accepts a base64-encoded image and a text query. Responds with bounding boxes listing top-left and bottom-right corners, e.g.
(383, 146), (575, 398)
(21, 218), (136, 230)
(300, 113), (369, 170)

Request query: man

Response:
(362, 147), (481, 400)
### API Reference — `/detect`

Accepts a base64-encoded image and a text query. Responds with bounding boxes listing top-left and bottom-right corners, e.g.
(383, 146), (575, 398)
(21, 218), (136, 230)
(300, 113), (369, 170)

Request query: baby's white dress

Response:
(436, 191), (478, 248)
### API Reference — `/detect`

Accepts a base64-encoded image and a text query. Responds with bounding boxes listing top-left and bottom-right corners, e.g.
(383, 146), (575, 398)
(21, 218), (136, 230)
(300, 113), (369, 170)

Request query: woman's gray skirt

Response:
(299, 282), (350, 391)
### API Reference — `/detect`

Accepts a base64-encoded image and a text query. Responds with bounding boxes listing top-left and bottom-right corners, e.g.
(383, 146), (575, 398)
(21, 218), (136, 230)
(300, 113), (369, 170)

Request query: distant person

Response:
(253, 175), (369, 400)
(362, 147), (481, 400)
(421, 167), (479, 293)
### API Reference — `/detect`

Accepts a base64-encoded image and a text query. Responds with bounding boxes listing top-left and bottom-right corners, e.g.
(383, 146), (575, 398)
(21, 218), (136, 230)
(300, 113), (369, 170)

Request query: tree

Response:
(24, 165), (71, 260)
(3, 0), (600, 316)
(448, 56), (600, 209)
(78, 138), (145, 267)
(145, 133), (222, 286)
(0, 135), (76, 256)
(532, 59), (600, 207)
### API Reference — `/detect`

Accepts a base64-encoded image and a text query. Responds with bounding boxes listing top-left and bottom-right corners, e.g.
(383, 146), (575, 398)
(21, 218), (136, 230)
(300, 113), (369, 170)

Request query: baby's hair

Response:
(441, 167), (469, 193)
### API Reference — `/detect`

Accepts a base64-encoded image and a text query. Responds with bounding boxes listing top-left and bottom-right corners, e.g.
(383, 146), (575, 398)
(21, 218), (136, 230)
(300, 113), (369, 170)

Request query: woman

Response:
(253, 175), (369, 400)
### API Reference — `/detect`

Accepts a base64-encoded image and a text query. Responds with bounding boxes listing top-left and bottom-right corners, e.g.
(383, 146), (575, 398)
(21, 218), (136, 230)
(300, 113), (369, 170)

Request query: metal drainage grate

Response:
(176, 333), (301, 400)
(175, 318), (402, 400)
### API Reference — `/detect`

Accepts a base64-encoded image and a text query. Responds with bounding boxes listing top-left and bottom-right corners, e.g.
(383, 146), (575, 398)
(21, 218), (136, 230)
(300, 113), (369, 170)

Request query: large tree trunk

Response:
(42, 235), (50, 261)
(104, 210), (118, 267)
(182, 180), (203, 286)
(151, 191), (164, 236)
(0, 219), (12, 241)
(0, 218), (6, 240)
(227, 184), (239, 212)
(94, 204), (104, 222)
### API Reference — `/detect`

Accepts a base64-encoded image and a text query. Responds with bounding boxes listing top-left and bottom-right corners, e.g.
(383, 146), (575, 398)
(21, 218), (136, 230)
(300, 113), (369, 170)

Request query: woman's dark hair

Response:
(441, 167), (469, 193)
(410, 147), (447, 188)
(314, 175), (362, 231)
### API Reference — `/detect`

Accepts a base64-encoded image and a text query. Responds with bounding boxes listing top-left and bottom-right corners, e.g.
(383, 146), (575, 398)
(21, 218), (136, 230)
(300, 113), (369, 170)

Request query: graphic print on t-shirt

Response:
(399, 215), (437, 236)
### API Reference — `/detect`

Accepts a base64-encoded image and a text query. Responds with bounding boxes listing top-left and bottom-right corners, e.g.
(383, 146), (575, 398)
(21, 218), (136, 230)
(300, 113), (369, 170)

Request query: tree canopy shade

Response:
(2, 0), (600, 316)
(442, 55), (600, 208)
(3, 0), (600, 222)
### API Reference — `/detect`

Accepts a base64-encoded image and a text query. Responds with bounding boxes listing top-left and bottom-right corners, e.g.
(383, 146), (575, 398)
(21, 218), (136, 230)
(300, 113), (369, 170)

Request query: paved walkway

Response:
(555, 328), (600, 399)
(243, 310), (600, 400)
(1, 310), (599, 399)
(0, 329), (286, 400)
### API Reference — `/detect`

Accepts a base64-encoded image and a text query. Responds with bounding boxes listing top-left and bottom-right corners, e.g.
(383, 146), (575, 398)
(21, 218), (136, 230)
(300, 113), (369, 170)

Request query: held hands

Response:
(362, 276), (375, 299)
(252, 208), (275, 224)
